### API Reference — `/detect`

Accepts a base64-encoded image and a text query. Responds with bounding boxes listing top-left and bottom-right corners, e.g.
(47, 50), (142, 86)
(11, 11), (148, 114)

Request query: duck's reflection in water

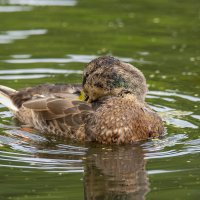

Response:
(15, 132), (149, 199)
(84, 145), (149, 200)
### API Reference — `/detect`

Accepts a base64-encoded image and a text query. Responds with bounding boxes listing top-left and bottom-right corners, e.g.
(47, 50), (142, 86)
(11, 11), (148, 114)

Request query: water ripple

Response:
(0, 74), (51, 80)
(0, 5), (32, 12)
(0, 29), (47, 44)
(148, 90), (200, 102)
(0, 0), (77, 6)
(0, 68), (82, 75)
(147, 169), (186, 175)
(0, 68), (82, 80)
(3, 54), (143, 64)
(0, 128), (85, 172)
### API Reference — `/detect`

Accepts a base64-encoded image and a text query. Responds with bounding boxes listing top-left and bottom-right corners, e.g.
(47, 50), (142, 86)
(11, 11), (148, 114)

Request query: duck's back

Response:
(10, 83), (82, 108)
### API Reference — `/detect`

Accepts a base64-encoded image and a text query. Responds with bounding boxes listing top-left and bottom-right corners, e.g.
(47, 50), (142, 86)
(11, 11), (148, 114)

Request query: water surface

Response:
(0, 0), (199, 199)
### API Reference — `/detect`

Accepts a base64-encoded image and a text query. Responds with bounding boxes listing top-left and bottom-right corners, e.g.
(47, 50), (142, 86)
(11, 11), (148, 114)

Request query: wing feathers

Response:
(23, 98), (49, 111)
(47, 99), (73, 115)
(22, 97), (94, 124)
(41, 111), (65, 120)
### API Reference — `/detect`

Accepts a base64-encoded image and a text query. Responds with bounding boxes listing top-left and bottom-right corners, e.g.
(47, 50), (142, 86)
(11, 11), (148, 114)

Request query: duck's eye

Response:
(84, 94), (89, 101)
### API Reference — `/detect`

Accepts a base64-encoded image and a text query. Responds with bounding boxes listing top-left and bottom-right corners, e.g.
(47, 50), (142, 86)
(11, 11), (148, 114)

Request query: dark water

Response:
(0, 0), (199, 199)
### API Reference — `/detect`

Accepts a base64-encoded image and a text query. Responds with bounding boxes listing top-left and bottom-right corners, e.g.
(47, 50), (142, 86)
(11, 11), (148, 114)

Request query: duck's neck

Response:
(91, 94), (143, 110)
(91, 95), (112, 110)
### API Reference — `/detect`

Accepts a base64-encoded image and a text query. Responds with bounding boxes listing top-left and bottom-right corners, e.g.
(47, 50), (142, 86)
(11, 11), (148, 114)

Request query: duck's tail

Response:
(0, 85), (19, 111)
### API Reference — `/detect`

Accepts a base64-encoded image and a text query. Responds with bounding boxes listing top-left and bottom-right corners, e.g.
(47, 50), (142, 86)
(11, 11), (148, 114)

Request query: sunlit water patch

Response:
(191, 115), (200, 120)
(0, 68), (82, 80)
(0, 5), (32, 12)
(0, 0), (77, 6)
(0, 29), (47, 44)
(11, 54), (31, 59)
(148, 90), (200, 102)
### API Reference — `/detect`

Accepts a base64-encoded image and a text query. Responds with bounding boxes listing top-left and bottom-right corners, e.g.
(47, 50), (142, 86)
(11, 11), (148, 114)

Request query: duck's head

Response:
(82, 56), (147, 102)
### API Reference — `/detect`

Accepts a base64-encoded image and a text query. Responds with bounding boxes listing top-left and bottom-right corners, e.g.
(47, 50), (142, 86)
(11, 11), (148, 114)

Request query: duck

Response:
(0, 56), (164, 144)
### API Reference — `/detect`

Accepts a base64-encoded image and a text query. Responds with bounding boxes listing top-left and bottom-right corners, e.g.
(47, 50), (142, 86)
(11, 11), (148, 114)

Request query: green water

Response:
(0, 0), (199, 199)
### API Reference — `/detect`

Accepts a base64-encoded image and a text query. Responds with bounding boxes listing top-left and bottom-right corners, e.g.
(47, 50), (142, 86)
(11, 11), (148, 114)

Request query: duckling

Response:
(0, 56), (164, 144)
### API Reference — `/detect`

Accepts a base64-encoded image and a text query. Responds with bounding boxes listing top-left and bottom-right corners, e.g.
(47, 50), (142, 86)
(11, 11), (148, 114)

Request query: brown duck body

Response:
(0, 56), (164, 144)
(88, 95), (163, 144)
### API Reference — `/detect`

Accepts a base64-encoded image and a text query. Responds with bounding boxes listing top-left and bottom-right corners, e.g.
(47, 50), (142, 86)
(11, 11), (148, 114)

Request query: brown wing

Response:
(11, 83), (82, 108)
(22, 96), (94, 128)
